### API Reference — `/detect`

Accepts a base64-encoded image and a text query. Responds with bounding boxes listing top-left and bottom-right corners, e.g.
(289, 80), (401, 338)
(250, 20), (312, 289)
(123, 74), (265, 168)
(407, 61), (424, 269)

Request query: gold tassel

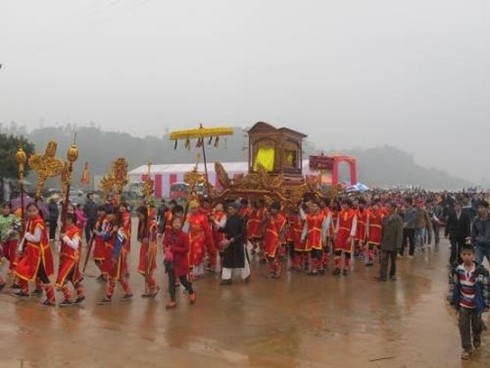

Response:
(214, 136), (219, 147)
(185, 138), (191, 150)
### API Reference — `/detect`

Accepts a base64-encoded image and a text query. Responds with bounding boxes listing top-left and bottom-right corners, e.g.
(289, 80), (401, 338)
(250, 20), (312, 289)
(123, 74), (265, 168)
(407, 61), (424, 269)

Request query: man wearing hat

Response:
(219, 201), (251, 285)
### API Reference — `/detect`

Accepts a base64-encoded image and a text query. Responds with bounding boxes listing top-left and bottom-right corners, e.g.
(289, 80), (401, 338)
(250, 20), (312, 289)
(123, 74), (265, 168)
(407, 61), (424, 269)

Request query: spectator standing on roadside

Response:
(83, 192), (98, 242)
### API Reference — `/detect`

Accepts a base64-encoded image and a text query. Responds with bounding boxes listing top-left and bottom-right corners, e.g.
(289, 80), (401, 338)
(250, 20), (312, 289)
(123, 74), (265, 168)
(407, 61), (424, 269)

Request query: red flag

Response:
(81, 162), (90, 185)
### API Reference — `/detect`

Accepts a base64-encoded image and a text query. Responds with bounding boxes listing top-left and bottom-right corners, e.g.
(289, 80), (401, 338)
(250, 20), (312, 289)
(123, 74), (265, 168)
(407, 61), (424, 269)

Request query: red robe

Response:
(287, 214), (304, 252)
(305, 212), (326, 251)
(334, 209), (357, 252)
(56, 224), (82, 287)
(186, 211), (213, 268)
(355, 208), (367, 243)
(107, 227), (129, 280)
(247, 207), (266, 239)
(92, 216), (107, 261)
(15, 216), (54, 281)
(367, 210), (384, 246)
(264, 213), (287, 258)
(137, 219), (158, 275)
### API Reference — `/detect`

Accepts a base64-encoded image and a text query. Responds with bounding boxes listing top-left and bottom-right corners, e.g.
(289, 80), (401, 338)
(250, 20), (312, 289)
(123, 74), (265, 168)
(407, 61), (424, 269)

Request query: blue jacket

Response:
(448, 262), (490, 315)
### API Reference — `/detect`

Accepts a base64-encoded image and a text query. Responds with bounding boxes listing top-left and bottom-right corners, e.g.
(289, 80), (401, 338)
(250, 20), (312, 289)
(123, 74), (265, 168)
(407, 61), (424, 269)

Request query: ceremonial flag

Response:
(81, 162), (90, 185)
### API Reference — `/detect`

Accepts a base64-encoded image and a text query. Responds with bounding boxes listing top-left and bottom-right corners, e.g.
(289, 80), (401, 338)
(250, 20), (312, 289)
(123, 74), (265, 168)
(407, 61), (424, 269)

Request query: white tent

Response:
(346, 182), (370, 193)
(129, 160), (313, 198)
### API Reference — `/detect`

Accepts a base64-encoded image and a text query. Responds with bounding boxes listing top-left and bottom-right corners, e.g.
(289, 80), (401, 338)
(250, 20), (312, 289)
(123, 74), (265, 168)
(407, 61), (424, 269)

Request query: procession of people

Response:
(1, 186), (490, 360)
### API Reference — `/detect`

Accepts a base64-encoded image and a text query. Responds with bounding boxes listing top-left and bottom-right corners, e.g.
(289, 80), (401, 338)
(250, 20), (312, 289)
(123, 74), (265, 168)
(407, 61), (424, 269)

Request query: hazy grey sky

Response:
(1, 0), (489, 182)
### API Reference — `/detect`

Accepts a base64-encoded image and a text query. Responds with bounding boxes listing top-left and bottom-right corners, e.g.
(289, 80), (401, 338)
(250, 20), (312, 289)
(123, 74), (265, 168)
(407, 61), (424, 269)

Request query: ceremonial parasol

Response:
(169, 124), (233, 189)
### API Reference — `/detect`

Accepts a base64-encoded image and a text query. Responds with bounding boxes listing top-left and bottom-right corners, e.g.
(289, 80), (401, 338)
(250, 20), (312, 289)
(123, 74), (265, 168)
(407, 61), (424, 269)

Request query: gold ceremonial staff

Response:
(60, 135), (79, 231)
(143, 162), (154, 286)
(99, 158), (128, 205)
(28, 141), (65, 201)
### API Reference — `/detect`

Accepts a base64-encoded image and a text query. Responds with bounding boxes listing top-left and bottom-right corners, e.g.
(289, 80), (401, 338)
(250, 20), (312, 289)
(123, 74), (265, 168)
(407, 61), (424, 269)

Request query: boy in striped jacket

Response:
(448, 244), (490, 360)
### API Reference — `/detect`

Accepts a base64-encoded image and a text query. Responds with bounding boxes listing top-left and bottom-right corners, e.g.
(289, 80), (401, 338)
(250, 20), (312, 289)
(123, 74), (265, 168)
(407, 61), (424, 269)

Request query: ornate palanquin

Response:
(209, 122), (339, 207)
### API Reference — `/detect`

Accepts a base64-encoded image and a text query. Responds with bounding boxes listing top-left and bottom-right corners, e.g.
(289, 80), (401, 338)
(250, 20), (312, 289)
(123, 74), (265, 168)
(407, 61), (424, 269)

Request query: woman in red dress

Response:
(163, 216), (196, 310)
(14, 203), (56, 306)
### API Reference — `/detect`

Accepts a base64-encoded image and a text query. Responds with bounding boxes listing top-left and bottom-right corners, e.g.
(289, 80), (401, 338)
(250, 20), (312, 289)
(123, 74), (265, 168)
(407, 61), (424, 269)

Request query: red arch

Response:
(331, 156), (357, 185)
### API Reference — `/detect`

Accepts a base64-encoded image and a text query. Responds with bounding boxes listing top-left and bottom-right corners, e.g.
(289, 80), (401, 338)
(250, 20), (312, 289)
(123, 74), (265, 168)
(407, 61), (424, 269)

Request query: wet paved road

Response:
(1, 236), (489, 368)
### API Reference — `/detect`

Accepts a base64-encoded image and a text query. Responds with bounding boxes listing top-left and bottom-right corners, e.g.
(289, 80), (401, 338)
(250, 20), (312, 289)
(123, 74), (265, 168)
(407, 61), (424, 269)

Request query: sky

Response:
(0, 0), (489, 182)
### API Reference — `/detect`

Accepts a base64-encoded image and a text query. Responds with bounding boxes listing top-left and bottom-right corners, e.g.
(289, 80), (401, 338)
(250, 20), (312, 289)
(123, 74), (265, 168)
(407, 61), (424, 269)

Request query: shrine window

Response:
(284, 149), (297, 168)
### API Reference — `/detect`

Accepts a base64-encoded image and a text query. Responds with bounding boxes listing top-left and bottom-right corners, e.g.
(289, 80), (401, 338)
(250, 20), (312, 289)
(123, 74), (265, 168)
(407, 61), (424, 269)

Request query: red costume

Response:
(101, 223), (132, 301)
(201, 207), (218, 270)
(212, 209), (227, 269)
(366, 209), (384, 264)
(333, 209), (357, 273)
(247, 207), (267, 253)
(303, 211), (330, 274)
(56, 223), (84, 303)
(186, 209), (214, 274)
(264, 213), (286, 276)
(14, 215), (56, 303)
(137, 217), (159, 296)
(355, 208), (367, 244)
(288, 213), (305, 270)
(304, 213), (326, 251)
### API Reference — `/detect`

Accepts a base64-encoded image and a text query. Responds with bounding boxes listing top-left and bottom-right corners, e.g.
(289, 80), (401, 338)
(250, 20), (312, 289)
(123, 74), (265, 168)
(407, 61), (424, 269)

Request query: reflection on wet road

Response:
(1, 237), (489, 367)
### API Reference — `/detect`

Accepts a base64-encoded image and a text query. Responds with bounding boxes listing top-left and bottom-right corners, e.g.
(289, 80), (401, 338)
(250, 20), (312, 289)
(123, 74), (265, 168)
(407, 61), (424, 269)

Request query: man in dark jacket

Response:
(83, 193), (98, 242)
(47, 197), (59, 242)
(445, 201), (472, 267)
(376, 202), (403, 281)
(471, 200), (490, 266)
(399, 197), (417, 258)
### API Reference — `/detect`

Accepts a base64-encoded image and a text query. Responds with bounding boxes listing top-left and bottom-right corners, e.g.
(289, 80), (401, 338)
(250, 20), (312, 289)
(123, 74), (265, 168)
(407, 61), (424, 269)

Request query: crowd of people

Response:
(1, 189), (489, 360)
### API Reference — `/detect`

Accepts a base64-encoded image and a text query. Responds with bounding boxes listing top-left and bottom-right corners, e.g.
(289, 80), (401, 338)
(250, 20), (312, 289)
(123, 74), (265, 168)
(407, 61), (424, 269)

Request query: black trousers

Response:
(432, 223), (440, 245)
(85, 221), (96, 243)
(380, 250), (397, 279)
(37, 261), (51, 284)
(287, 241), (295, 260)
(49, 220), (57, 241)
(450, 238), (465, 266)
(400, 228), (415, 256)
(459, 307), (483, 351)
(167, 269), (194, 302)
